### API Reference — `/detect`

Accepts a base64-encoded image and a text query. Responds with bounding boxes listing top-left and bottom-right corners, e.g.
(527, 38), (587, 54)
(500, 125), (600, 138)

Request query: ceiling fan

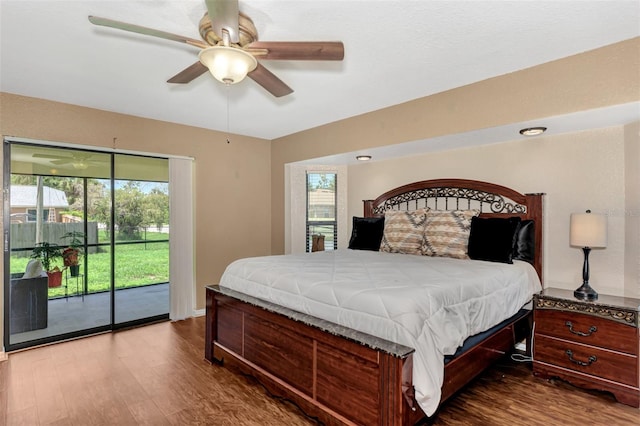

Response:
(88, 0), (344, 97)
(32, 152), (102, 170)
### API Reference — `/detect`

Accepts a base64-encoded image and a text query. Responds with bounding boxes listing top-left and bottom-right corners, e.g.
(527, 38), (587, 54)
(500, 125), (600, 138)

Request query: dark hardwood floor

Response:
(1, 317), (638, 425)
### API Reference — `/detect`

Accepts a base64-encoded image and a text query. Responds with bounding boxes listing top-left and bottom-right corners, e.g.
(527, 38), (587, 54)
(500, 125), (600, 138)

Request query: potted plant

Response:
(61, 231), (84, 277)
(31, 242), (63, 287)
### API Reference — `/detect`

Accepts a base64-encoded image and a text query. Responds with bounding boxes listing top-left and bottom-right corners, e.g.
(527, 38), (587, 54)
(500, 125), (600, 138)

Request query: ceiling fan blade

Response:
(246, 41), (344, 61)
(32, 153), (73, 160)
(88, 16), (208, 49)
(206, 0), (240, 44)
(167, 61), (209, 84)
(51, 159), (73, 165)
(248, 63), (293, 98)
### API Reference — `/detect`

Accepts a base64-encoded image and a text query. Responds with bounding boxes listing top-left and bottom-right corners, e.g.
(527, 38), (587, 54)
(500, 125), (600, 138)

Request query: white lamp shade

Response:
(198, 46), (257, 85)
(570, 212), (607, 248)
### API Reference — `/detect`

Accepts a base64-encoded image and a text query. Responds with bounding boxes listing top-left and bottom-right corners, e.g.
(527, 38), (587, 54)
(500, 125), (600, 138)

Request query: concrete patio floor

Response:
(9, 283), (169, 345)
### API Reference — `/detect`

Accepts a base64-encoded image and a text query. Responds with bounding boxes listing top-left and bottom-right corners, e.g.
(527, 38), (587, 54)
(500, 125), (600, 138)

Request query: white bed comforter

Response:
(219, 249), (541, 416)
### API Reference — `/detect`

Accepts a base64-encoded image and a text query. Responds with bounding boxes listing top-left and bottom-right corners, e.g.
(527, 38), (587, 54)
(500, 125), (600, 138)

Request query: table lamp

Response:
(570, 210), (607, 301)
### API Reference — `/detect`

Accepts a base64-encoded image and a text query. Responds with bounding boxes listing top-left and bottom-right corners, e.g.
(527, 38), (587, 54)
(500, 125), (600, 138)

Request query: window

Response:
(306, 172), (337, 252)
(26, 208), (50, 222)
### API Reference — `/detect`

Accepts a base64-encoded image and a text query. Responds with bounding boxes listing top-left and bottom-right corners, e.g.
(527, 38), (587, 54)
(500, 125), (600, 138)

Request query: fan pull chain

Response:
(225, 84), (231, 143)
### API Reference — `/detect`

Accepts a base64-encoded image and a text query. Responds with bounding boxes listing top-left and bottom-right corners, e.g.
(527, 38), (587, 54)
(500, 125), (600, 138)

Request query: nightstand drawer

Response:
(535, 334), (638, 387)
(535, 309), (638, 355)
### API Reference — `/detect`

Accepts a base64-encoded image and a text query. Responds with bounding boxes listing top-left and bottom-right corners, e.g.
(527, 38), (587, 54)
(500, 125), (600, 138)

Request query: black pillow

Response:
(512, 219), (535, 264)
(348, 216), (385, 251)
(468, 216), (521, 264)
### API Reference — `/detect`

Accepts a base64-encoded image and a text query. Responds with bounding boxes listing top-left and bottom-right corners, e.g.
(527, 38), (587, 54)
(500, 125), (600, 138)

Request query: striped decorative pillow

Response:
(422, 210), (480, 259)
(379, 209), (429, 255)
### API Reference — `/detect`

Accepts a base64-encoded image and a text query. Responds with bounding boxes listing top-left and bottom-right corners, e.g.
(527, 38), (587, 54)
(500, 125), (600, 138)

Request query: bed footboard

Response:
(205, 286), (418, 426)
(206, 286), (532, 425)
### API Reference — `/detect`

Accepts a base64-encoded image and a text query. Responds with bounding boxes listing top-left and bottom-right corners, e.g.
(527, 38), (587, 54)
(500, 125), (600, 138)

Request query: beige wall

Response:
(347, 126), (631, 297)
(0, 93), (272, 351)
(0, 136), (3, 357)
(271, 37), (640, 256)
(625, 121), (640, 298)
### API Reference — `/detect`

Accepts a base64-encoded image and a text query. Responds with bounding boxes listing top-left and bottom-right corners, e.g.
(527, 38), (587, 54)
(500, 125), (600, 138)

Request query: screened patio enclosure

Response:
(4, 141), (171, 351)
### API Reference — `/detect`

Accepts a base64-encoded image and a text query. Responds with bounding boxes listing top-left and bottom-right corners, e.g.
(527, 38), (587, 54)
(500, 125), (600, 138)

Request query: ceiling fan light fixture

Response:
(72, 161), (89, 170)
(198, 46), (257, 85)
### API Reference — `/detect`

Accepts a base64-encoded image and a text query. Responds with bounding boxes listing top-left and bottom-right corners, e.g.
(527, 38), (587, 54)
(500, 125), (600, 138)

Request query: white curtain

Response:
(169, 158), (195, 320)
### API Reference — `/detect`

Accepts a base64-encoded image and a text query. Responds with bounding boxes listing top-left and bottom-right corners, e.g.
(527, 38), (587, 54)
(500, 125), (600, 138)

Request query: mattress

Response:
(219, 249), (542, 416)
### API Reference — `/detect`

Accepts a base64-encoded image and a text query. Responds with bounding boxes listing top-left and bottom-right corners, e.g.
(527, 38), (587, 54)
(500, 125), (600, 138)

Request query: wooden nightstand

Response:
(533, 288), (640, 407)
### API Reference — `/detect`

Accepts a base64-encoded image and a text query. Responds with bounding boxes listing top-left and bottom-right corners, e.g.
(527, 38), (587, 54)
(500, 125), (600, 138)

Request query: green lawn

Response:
(11, 231), (169, 298)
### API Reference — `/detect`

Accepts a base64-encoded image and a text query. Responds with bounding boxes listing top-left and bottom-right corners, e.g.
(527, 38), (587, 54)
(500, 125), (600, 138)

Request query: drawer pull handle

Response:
(565, 321), (597, 337)
(565, 350), (597, 367)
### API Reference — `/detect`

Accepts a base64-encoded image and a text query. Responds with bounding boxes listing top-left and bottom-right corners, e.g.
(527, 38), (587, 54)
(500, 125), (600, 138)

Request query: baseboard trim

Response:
(0, 350), (7, 362)
(193, 308), (205, 317)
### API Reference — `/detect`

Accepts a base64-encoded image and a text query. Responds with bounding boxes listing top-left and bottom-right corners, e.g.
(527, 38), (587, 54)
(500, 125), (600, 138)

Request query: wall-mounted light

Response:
(519, 127), (547, 136)
(356, 155), (372, 161)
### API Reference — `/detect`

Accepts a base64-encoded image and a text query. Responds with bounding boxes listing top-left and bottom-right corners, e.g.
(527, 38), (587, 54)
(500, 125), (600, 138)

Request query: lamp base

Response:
(574, 282), (598, 301)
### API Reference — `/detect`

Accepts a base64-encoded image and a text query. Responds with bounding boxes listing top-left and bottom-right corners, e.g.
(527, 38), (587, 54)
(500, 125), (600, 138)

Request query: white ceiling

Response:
(1, 0), (639, 147)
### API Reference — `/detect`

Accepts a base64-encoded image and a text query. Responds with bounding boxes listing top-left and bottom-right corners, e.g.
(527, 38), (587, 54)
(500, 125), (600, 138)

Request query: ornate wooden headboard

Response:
(363, 178), (544, 283)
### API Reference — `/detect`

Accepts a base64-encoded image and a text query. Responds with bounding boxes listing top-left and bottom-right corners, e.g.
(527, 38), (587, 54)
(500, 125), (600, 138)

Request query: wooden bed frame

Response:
(205, 178), (544, 425)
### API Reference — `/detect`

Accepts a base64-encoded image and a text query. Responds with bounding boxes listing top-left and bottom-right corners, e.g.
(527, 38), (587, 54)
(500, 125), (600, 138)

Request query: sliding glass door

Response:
(113, 154), (169, 325)
(3, 141), (170, 351)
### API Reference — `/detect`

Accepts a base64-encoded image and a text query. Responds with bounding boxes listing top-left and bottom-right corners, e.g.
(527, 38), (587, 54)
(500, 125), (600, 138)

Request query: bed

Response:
(205, 178), (544, 425)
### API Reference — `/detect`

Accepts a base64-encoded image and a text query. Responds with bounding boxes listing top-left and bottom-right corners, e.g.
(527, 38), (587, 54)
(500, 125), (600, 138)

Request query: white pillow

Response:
(23, 259), (44, 278)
